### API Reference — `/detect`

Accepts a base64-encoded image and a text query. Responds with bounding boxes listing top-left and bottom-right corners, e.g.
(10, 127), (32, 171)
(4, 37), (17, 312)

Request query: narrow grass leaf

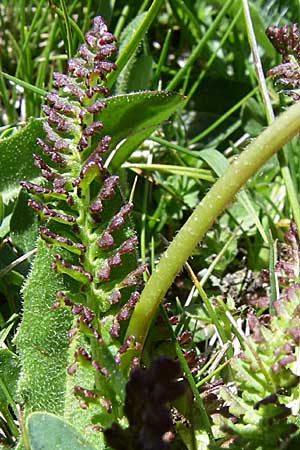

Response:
(0, 72), (46, 97)
(123, 163), (214, 181)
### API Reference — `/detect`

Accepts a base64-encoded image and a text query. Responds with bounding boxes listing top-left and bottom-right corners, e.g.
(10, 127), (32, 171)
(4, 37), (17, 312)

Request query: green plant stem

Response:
(196, 359), (231, 387)
(151, 136), (200, 159)
(113, 4), (130, 39)
(50, 4), (84, 43)
(241, 0), (274, 123)
(153, 28), (172, 86)
(15, 0), (46, 80)
(123, 163), (214, 181)
(124, 100), (300, 364)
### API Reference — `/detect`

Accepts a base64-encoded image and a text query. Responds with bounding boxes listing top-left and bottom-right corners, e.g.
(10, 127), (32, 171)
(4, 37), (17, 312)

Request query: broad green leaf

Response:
(15, 239), (73, 415)
(0, 119), (43, 204)
(116, 52), (154, 93)
(116, 13), (153, 93)
(27, 412), (97, 450)
(98, 91), (185, 170)
(118, 13), (147, 55)
(15, 238), (128, 448)
(10, 190), (39, 254)
(15, 239), (105, 447)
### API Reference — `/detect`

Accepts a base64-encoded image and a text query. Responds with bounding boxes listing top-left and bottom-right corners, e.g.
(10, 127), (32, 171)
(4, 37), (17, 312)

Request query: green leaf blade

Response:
(15, 239), (73, 415)
(0, 119), (44, 204)
(27, 412), (97, 450)
(98, 91), (185, 170)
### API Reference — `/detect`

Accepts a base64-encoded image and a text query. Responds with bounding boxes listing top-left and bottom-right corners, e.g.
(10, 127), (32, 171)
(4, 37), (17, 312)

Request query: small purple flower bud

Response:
(108, 252), (122, 267)
(106, 203), (133, 232)
(53, 73), (86, 102)
(177, 331), (192, 346)
(100, 397), (112, 413)
(36, 138), (66, 165)
(67, 57), (89, 77)
(128, 291), (140, 307)
(99, 175), (119, 199)
(46, 92), (76, 115)
(20, 181), (53, 196)
(107, 289), (121, 304)
(97, 231), (115, 250)
(78, 44), (94, 63)
(278, 355), (296, 366)
(90, 198), (103, 215)
(118, 335), (136, 354)
(86, 100), (106, 114)
(97, 263), (111, 281)
(109, 321), (120, 337)
(82, 121), (103, 137)
(120, 264), (147, 287)
(86, 85), (109, 97)
(288, 325), (300, 344)
(67, 362), (78, 375)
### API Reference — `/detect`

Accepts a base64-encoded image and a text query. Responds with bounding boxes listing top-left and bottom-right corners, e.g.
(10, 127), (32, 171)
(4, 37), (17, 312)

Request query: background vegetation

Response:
(1, 0), (300, 449)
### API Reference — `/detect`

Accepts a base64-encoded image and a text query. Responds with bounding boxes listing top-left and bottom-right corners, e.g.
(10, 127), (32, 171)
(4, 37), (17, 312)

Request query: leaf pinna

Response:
(16, 15), (146, 442)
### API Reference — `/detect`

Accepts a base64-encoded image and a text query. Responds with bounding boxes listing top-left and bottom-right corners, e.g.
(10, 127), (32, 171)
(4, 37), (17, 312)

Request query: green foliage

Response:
(15, 240), (73, 415)
(10, 191), (39, 254)
(3, 1), (300, 450)
(27, 412), (97, 450)
(214, 226), (300, 448)
(0, 348), (19, 410)
(0, 120), (43, 204)
(11, 12), (185, 450)
(218, 301), (300, 447)
(97, 91), (185, 170)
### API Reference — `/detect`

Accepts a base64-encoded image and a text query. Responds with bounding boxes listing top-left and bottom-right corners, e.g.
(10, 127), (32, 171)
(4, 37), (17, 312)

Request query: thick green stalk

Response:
(124, 100), (300, 359)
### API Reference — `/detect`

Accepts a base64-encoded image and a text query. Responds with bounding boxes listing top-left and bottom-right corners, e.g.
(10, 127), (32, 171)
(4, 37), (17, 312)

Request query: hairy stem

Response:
(124, 100), (300, 366)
